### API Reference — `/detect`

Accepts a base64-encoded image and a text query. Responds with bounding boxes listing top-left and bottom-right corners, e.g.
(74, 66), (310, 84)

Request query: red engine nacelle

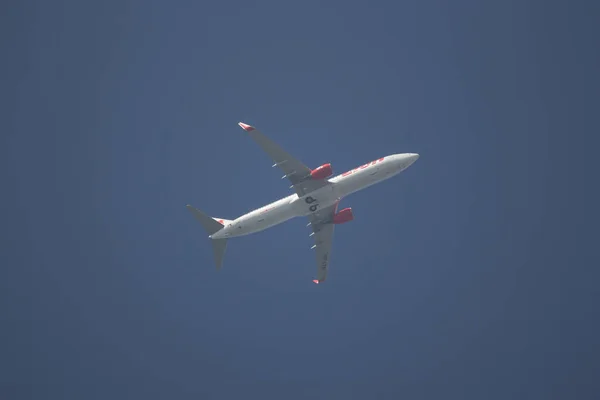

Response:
(333, 208), (354, 224)
(310, 163), (333, 180)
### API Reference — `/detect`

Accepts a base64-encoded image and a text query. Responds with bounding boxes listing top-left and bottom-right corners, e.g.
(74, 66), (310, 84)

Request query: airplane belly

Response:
(334, 165), (387, 197)
(293, 184), (339, 216)
(255, 209), (290, 229)
(238, 202), (298, 235)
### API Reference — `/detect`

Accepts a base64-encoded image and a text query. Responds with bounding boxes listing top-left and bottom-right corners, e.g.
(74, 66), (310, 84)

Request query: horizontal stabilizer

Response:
(211, 239), (228, 270)
(186, 205), (224, 236)
(186, 204), (229, 269)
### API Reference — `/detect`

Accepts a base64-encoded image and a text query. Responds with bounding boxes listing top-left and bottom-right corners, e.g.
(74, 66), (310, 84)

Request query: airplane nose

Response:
(405, 153), (419, 165)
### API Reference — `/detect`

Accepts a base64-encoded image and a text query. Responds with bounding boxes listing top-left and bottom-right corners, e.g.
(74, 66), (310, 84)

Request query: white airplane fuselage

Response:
(210, 153), (419, 239)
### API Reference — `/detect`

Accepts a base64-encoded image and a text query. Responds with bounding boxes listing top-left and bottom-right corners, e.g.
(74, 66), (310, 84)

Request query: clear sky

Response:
(2, 0), (598, 398)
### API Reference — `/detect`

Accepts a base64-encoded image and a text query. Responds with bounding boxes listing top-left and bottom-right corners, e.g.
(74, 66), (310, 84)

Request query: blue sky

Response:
(2, 0), (598, 398)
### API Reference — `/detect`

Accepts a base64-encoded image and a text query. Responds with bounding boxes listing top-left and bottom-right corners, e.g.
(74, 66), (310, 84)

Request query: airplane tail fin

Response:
(186, 204), (228, 269)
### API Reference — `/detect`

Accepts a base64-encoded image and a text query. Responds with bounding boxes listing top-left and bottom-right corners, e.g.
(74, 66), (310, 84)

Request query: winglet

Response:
(312, 279), (320, 284)
(238, 122), (255, 132)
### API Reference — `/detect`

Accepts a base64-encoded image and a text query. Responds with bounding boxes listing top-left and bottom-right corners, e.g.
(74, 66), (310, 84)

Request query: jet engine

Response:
(310, 163), (333, 180)
(333, 208), (354, 224)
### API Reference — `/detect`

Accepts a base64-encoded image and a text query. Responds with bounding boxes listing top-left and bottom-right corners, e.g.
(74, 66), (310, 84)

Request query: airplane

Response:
(186, 122), (419, 284)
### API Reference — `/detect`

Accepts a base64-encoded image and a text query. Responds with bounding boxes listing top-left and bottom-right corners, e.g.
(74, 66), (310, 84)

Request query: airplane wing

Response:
(307, 203), (338, 284)
(238, 122), (330, 197)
